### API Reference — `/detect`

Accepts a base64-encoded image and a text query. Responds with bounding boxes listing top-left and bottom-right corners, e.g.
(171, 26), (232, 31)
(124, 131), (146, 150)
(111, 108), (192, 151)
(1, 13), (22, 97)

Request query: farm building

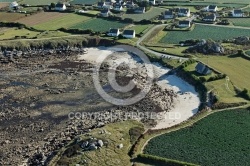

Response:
(232, 9), (243, 17)
(164, 10), (174, 19)
(178, 8), (190, 17)
(123, 30), (135, 38)
(178, 20), (191, 28)
(108, 28), (120, 37)
(203, 5), (217, 12)
(100, 8), (111, 17)
(195, 62), (211, 75)
(203, 13), (216, 22)
(55, 3), (66, 11)
(9, 1), (19, 10)
(134, 7), (145, 14)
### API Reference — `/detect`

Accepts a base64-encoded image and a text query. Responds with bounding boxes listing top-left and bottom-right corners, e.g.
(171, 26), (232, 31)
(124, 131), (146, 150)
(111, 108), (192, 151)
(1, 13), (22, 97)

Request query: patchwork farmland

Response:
(144, 109), (250, 166)
(160, 24), (250, 44)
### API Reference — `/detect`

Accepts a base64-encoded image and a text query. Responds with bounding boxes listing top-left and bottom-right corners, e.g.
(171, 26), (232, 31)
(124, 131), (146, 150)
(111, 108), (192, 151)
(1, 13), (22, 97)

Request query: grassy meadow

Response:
(51, 120), (144, 166)
(229, 18), (250, 27)
(199, 55), (250, 90)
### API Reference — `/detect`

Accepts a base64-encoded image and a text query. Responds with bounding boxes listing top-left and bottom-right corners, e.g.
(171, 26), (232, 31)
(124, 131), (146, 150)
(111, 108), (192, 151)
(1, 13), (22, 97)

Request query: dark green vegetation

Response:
(144, 109), (250, 166)
(160, 24), (250, 44)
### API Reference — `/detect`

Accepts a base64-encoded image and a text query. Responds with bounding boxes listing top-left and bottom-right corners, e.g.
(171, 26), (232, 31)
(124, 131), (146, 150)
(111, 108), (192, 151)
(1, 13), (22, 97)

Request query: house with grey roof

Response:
(164, 10), (174, 19)
(113, 3), (123, 11)
(149, 0), (156, 5)
(134, 7), (145, 13)
(178, 20), (191, 28)
(203, 13), (216, 22)
(100, 8), (111, 17)
(178, 8), (190, 17)
(55, 3), (66, 11)
(203, 5), (217, 12)
(108, 28), (120, 37)
(232, 9), (243, 17)
(195, 62), (211, 75)
(126, 1), (135, 8)
(123, 30), (135, 38)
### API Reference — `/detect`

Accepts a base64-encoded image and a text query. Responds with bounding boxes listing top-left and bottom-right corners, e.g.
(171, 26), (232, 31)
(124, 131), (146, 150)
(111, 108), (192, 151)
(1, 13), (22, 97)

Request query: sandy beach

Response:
(79, 46), (200, 130)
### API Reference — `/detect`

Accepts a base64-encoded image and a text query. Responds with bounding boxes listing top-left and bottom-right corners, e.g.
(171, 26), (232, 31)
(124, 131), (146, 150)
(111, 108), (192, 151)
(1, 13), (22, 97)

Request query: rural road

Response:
(136, 24), (188, 60)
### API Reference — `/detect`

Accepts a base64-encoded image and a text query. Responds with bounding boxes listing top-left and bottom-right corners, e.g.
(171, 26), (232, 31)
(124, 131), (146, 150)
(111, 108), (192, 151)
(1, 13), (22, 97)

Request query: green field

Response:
(122, 7), (165, 22)
(33, 13), (92, 30)
(0, 28), (69, 40)
(163, 2), (247, 8)
(199, 55), (250, 90)
(127, 24), (152, 34)
(160, 24), (250, 44)
(71, 0), (99, 5)
(51, 120), (144, 166)
(144, 109), (250, 166)
(229, 18), (250, 27)
(70, 18), (129, 32)
(19, 0), (62, 5)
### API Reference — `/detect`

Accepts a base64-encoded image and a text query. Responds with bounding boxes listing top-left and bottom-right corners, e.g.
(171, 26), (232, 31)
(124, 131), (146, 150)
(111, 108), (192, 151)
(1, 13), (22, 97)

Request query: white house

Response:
(9, 1), (18, 10)
(178, 20), (191, 28)
(108, 28), (120, 37)
(178, 8), (190, 17)
(204, 5), (217, 12)
(123, 30), (135, 38)
(203, 13), (216, 22)
(232, 9), (243, 17)
(149, 0), (156, 5)
(55, 3), (66, 11)
(126, 1), (135, 8)
(164, 10), (174, 19)
(100, 8), (111, 17)
(195, 62), (211, 75)
(113, 3), (123, 11)
(134, 7), (145, 13)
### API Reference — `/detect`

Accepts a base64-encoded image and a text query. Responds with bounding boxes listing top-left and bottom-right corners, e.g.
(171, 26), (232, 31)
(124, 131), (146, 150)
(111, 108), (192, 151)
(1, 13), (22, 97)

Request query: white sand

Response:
(152, 63), (200, 129)
(78, 47), (200, 130)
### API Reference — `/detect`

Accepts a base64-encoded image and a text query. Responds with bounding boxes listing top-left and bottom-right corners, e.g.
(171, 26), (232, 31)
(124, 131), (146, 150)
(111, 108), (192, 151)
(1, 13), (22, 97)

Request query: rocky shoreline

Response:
(0, 46), (178, 165)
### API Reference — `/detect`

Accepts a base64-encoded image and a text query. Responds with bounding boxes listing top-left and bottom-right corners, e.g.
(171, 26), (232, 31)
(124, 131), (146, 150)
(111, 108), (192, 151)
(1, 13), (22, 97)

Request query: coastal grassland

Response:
(49, 120), (144, 166)
(33, 13), (92, 30)
(122, 7), (165, 22)
(147, 45), (187, 57)
(70, 18), (129, 32)
(205, 79), (247, 103)
(144, 109), (250, 166)
(198, 55), (250, 90)
(0, 12), (26, 22)
(19, 0), (62, 5)
(160, 24), (250, 44)
(229, 18), (250, 27)
(0, 28), (70, 40)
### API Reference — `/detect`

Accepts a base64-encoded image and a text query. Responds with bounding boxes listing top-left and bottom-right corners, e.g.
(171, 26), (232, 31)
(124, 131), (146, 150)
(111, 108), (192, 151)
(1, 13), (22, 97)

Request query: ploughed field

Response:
(160, 24), (250, 44)
(144, 109), (250, 166)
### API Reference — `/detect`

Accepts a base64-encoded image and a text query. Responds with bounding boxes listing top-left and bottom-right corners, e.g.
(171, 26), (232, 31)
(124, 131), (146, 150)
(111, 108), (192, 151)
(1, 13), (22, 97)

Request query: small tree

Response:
(51, 3), (56, 8)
